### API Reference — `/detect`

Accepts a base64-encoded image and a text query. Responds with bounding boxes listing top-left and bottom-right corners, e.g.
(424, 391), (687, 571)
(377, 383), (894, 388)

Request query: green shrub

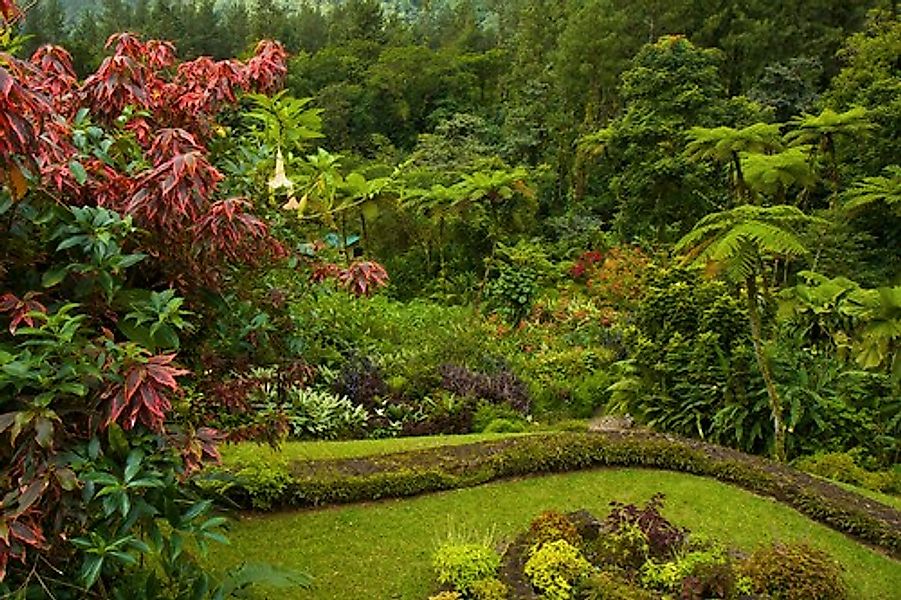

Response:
(433, 542), (501, 594)
(483, 418), (527, 434)
(639, 547), (730, 594)
(569, 370), (614, 418)
(575, 572), (657, 600)
(473, 402), (527, 432)
(548, 419), (590, 432)
(794, 451), (900, 494)
(470, 577), (509, 600)
(526, 511), (583, 551)
(740, 542), (848, 600)
(680, 558), (738, 600)
(428, 592), (462, 600)
(524, 540), (592, 600)
(593, 522), (649, 570)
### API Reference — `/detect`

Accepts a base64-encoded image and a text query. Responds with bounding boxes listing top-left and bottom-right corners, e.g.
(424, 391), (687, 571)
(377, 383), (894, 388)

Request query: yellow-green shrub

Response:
(524, 540), (592, 600)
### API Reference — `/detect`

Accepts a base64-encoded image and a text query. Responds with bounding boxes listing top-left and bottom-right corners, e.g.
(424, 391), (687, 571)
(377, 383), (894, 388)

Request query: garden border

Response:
(199, 432), (901, 558)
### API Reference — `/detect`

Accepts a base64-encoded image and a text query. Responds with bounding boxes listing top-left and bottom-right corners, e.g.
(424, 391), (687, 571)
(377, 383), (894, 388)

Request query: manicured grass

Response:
(833, 480), (901, 510)
(219, 432), (531, 466)
(210, 468), (901, 600)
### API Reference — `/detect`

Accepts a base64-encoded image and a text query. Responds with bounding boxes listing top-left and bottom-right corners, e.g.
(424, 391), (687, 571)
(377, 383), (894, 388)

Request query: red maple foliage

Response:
(0, 511), (45, 581)
(309, 262), (342, 284)
(28, 46), (78, 114)
(0, 64), (46, 168)
(193, 197), (283, 264)
(82, 53), (152, 122)
(173, 426), (224, 478)
(146, 127), (204, 165)
(125, 149), (223, 233)
(309, 260), (391, 297)
(243, 40), (288, 94)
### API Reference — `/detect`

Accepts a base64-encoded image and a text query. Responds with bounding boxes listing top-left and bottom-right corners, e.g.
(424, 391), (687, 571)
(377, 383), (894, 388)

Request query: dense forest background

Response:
(24, 0), (899, 278)
(3, 1), (900, 593)
(14, 0), (900, 453)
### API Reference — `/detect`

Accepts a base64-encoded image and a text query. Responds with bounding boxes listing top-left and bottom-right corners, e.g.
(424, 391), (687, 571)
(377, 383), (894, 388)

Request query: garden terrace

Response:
(200, 431), (901, 558)
(209, 468), (901, 599)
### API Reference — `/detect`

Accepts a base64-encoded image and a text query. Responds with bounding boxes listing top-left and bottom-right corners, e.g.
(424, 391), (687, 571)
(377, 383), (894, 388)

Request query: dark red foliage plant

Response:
(0, 8), (296, 593)
(605, 493), (687, 560)
(103, 352), (190, 432)
(0, 0), (20, 23)
(0, 292), (47, 334)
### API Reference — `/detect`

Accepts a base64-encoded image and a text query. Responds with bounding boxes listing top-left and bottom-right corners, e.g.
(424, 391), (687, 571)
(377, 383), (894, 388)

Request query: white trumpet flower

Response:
(268, 148), (294, 192)
(269, 149), (301, 210)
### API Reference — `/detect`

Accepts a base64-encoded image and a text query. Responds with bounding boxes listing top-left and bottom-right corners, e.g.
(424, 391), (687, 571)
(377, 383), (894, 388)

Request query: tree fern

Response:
(844, 165), (901, 216)
(742, 147), (816, 197)
(676, 204), (819, 461)
(577, 127), (615, 158)
(785, 107), (873, 148)
(685, 123), (783, 163)
(675, 205), (813, 281)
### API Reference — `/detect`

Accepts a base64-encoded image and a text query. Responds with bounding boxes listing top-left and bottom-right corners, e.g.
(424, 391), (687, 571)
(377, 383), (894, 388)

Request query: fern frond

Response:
(844, 165), (901, 215)
(786, 107), (873, 147)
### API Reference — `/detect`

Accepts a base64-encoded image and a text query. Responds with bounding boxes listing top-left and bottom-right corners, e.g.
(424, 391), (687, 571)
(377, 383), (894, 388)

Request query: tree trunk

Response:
(359, 213), (369, 254)
(732, 151), (746, 204)
(745, 274), (786, 461)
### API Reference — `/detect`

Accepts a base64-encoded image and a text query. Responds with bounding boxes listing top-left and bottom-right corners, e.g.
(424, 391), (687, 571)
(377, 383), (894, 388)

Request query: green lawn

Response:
(210, 468), (901, 600)
(832, 480), (901, 510)
(219, 432), (531, 466)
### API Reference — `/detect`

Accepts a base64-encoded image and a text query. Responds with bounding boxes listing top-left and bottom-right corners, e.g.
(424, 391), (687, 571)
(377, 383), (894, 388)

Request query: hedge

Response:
(195, 431), (901, 558)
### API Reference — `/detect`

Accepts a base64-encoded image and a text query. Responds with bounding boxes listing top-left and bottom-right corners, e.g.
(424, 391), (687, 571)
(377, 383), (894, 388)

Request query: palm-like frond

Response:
(785, 107), (873, 147)
(844, 165), (901, 215)
(742, 148), (815, 195)
(685, 123), (783, 163)
(577, 127), (614, 157)
(676, 205), (813, 281)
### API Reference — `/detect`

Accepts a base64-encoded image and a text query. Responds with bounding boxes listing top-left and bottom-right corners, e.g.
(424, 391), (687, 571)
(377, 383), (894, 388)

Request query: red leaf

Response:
(0, 292), (47, 334)
(103, 352), (187, 432)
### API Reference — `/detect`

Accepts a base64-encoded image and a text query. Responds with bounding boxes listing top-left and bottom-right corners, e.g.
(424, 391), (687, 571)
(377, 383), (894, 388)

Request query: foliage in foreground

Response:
(430, 497), (848, 600)
(0, 10), (312, 595)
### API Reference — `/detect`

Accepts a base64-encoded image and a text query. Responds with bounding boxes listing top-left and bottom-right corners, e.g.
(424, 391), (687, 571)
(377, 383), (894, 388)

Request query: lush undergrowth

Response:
(209, 469), (901, 599)
(3, 0), (899, 595)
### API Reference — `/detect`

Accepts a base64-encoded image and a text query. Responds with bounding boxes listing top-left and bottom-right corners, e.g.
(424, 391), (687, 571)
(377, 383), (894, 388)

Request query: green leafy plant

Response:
(794, 451), (900, 494)
(526, 511), (582, 552)
(593, 522), (649, 570)
(576, 572), (657, 600)
(470, 577), (509, 600)
(639, 546), (731, 595)
(433, 541), (501, 594)
(281, 387), (369, 440)
(121, 289), (194, 351)
(741, 542), (849, 600)
(523, 539), (591, 600)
